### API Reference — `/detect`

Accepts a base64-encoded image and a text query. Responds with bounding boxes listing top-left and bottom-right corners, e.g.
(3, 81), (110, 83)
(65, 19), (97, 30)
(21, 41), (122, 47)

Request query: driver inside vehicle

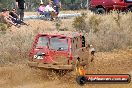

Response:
(50, 37), (68, 51)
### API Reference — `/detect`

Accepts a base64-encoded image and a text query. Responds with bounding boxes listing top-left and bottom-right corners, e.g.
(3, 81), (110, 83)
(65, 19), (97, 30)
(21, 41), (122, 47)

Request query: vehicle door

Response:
(49, 36), (70, 64)
(113, 0), (127, 10)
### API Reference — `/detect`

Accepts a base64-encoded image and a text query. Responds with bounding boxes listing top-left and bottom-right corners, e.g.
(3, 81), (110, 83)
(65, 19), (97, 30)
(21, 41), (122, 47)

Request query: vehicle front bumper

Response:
(28, 61), (74, 70)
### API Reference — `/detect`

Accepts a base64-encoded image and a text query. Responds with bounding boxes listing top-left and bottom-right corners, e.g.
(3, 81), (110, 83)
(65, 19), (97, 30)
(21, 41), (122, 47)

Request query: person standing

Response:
(16, 0), (25, 21)
(89, 44), (95, 62)
(52, 0), (61, 15)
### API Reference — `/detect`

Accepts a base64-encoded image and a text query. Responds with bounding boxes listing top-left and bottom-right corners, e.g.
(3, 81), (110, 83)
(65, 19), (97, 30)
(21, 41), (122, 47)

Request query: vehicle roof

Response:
(38, 31), (83, 38)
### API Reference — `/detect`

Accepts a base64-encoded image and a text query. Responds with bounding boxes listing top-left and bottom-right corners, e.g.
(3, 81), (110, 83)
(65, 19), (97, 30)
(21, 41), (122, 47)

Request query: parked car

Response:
(89, 0), (132, 14)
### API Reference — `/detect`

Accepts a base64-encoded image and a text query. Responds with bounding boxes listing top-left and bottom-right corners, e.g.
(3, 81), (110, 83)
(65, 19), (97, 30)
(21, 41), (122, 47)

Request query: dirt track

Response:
(0, 15), (132, 88)
(0, 49), (132, 88)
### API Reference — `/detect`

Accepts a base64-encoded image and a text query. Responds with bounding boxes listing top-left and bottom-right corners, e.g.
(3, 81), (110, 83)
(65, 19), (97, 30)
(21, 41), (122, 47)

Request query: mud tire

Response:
(95, 8), (105, 14)
(128, 7), (132, 12)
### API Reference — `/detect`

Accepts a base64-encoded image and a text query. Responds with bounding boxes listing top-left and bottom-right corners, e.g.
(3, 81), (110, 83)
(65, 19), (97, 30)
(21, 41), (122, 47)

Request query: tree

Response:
(72, 13), (87, 32)
(71, 0), (75, 4)
(0, 0), (15, 10)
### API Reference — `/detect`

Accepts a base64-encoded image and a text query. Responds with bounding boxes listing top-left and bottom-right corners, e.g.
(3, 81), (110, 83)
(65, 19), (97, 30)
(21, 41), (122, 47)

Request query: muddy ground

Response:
(0, 12), (132, 88)
(0, 49), (132, 88)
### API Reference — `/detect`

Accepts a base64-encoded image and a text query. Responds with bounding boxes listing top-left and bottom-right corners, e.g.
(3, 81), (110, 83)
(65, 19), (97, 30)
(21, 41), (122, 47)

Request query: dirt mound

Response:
(0, 64), (42, 87)
(89, 49), (132, 74)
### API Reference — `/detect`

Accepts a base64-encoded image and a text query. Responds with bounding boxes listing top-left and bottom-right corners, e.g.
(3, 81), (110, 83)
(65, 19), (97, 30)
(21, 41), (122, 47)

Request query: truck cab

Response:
(28, 31), (91, 70)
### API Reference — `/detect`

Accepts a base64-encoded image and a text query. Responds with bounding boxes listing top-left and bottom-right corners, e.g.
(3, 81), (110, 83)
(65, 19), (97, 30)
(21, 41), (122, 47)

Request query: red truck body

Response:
(89, 0), (132, 13)
(28, 31), (90, 70)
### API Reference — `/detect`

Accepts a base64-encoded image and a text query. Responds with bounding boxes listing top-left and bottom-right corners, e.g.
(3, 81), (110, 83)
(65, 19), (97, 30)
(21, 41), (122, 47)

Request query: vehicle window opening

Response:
(76, 44), (78, 49)
(36, 36), (49, 48)
(50, 37), (68, 51)
(73, 39), (74, 43)
(76, 38), (78, 41)
(82, 36), (85, 47)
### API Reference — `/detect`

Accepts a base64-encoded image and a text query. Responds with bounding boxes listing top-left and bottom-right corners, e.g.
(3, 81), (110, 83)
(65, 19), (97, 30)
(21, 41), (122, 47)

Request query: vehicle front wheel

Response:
(95, 8), (106, 14)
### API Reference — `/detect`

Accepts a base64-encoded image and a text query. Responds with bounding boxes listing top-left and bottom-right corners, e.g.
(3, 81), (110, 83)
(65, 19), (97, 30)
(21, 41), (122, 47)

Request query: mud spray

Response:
(0, 50), (132, 88)
(0, 63), (77, 88)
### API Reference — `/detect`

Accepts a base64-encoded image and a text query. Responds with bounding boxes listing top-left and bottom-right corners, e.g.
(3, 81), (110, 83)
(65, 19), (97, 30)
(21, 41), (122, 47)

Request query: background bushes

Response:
(0, 12), (132, 65)
(73, 12), (132, 52)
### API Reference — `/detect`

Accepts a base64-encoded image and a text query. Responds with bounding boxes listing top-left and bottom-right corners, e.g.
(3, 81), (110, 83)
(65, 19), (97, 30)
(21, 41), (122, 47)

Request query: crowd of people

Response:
(0, 8), (28, 27)
(0, 0), (61, 28)
(38, 0), (61, 21)
(0, 0), (27, 28)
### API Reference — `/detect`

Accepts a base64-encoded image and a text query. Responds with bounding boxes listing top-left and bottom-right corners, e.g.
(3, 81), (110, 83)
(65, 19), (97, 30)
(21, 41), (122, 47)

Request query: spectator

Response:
(16, 0), (25, 21)
(52, 0), (61, 15)
(9, 8), (19, 19)
(38, 2), (45, 15)
(0, 8), (18, 27)
(37, 2), (51, 20)
(8, 8), (28, 26)
(45, 2), (55, 12)
(0, 8), (28, 27)
(89, 44), (95, 62)
(45, 2), (56, 20)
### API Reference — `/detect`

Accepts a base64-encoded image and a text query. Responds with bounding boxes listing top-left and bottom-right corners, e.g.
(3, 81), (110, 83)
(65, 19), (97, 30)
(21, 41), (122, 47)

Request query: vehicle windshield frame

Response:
(49, 36), (69, 51)
(35, 35), (49, 48)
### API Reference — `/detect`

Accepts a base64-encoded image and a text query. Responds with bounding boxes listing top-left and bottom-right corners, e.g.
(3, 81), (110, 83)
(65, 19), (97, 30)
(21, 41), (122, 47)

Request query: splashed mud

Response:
(0, 50), (132, 88)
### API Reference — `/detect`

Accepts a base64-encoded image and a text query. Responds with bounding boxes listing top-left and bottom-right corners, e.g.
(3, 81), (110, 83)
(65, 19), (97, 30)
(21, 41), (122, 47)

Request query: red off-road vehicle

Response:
(28, 31), (92, 71)
(89, 0), (132, 14)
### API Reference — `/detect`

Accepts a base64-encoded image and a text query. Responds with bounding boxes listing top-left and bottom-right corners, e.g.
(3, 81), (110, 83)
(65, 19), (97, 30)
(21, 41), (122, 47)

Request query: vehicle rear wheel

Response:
(95, 8), (105, 14)
(128, 7), (132, 12)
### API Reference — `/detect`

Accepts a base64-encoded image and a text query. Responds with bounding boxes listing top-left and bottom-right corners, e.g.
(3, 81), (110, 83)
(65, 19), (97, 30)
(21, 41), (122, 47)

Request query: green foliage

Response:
(0, 0), (14, 10)
(0, 0), (42, 11)
(0, 23), (7, 31)
(72, 13), (87, 32)
(0, 0), (87, 11)
(88, 15), (101, 33)
(55, 19), (62, 31)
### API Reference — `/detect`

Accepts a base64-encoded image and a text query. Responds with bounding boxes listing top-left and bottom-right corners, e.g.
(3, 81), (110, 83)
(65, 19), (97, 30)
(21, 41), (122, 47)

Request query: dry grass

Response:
(0, 11), (132, 88)
(80, 12), (132, 51)
(0, 50), (132, 88)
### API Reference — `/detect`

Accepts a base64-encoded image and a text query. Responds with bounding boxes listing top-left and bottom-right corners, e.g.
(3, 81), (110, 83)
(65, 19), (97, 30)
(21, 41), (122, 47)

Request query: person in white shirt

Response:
(45, 3), (55, 12)
(45, 2), (56, 20)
